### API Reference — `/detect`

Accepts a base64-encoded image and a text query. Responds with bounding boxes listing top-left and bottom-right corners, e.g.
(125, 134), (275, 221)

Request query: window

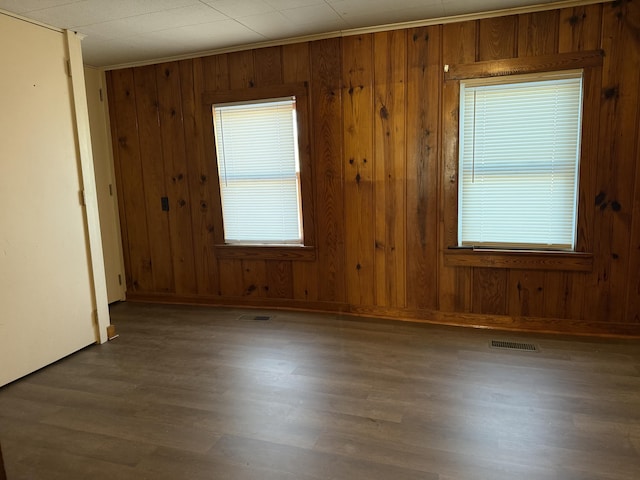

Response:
(458, 71), (583, 251)
(213, 97), (302, 245)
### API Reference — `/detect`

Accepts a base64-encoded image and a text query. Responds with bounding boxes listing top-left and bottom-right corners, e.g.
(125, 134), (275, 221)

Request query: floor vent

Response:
(490, 340), (538, 352)
(239, 314), (273, 321)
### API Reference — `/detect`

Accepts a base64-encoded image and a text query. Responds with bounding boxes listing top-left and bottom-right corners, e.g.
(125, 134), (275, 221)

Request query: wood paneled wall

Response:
(107, 1), (640, 336)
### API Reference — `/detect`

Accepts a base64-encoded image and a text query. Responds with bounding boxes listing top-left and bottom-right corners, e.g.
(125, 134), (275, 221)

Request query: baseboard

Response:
(125, 292), (640, 338)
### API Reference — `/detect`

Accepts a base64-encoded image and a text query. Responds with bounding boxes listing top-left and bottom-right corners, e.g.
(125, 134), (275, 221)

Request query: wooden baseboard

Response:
(126, 292), (350, 315)
(125, 293), (640, 338)
(346, 305), (640, 338)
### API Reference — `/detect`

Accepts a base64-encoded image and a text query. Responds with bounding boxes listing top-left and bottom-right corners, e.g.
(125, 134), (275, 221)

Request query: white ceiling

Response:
(0, 0), (577, 68)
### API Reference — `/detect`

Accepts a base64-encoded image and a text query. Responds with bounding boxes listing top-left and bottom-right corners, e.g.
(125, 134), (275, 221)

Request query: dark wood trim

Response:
(126, 292), (349, 314)
(125, 295), (640, 338)
(444, 49), (603, 80)
(202, 82), (308, 105)
(201, 81), (316, 251)
(441, 59), (600, 277)
(444, 249), (593, 271)
(348, 304), (640, 338)
(214, 244), (316, 261)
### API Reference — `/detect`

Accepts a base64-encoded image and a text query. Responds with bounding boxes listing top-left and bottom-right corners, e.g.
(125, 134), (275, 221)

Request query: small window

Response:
(212, 97), (302, 245)
(458, 71), (583, 250)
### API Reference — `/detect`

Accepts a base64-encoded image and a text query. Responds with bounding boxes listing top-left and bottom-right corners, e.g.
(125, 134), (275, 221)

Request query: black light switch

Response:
(161, 196), (169, 211)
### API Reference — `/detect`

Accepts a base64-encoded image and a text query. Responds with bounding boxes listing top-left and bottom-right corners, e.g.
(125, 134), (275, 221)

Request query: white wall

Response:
(0, 13), (104, 386)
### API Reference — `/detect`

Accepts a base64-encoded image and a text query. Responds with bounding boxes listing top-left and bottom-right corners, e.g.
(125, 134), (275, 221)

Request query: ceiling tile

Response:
(201, 0), (275, 18)
(336, 1), (446, 28)
(328, 0), (440, 15)
(76, 4), (227, 40)
(237, 11), (306, 38)
(280, 3), (348, 30)
(442, 0), (553, 17)
(265, 0), (325, 8)
(134, 19), (265, 51)
(84, 19), (265, 67)
(79, 34), (135, 66)
(0, 0), (83, 14)
(25, 0), (199, 28)
(396, 5), (447, 24)
(0, 0), (571, 67)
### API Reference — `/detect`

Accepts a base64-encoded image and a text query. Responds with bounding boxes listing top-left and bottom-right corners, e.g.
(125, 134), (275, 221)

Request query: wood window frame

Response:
(203, 82), (316, 261)
(442, 51), (603, 271)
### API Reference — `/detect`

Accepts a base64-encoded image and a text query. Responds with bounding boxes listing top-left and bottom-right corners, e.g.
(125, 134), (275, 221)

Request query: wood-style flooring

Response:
(1, 302), (639, 479)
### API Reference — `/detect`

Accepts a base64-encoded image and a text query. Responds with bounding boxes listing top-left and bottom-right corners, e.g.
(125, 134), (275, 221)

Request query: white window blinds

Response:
(213, 97), (302, 244)
(458, 72), (583, 250)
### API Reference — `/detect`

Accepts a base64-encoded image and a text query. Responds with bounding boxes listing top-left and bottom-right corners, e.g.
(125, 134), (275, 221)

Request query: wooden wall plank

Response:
(440, 81), (472, 313)
(253, 46), (285, 303)
(611, 2), (640, 324)
(405, 26), (440, 310)
(218, 259), (243, 297)
(626, 92), (640, 323)
(155, 61), (198, 295)
(282, 43), (311, 84)
(242, 260), (268, 297)
(282, 44), (316, 247)
(586, 1), (640, 323)
(442, 20), (477, 65)
(373, 30), (407, 308)
(440, 21), (476, 312)
(212, 50), (258, 297)
(342, 34), (375, 306)
(542, 272), (567, 318)
(568, 273), (589, 320)
(575, 66), (603, 254)
(558, 4), (603, 53)
(560, 63), (602, 321)
(202, 53), (230, 91)
(310, 38), (346, 303)
(228, 50), (255, 89)
(475, 15), (519, 317)
(254, 46), (283, 86)
(200, 54), (230, 258)
(549, 5), (604, 321)
(472, 268), (507, 315)
(107, 69), (153, 292)
(518, 10), (559, 56)
(507, 270), (546, 317)
(107, 3), (640, 335)
(477, 15), (518, 61)
(132, 65), (174, 293)
(282, 42), (320, 302)
(607, 0), (640, 325)
(180, 58), (219, 295)
(266, 260), (294, 299)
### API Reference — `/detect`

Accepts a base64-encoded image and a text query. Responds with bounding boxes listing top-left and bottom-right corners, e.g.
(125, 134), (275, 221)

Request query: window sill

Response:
(215, 244), (316, 261)
(444, 248), (593, 272)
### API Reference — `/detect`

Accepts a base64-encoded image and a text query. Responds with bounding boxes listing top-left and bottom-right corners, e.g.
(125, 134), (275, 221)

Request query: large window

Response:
(213, 97), (302, 245)
(458, 71), (583, 250)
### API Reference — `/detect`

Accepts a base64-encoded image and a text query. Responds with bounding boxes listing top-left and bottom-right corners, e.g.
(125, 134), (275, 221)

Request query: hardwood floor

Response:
(0, 302), (639, 479)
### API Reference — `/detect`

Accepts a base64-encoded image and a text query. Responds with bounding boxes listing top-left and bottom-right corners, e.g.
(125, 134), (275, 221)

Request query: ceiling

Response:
(0, 0), (577, 68)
